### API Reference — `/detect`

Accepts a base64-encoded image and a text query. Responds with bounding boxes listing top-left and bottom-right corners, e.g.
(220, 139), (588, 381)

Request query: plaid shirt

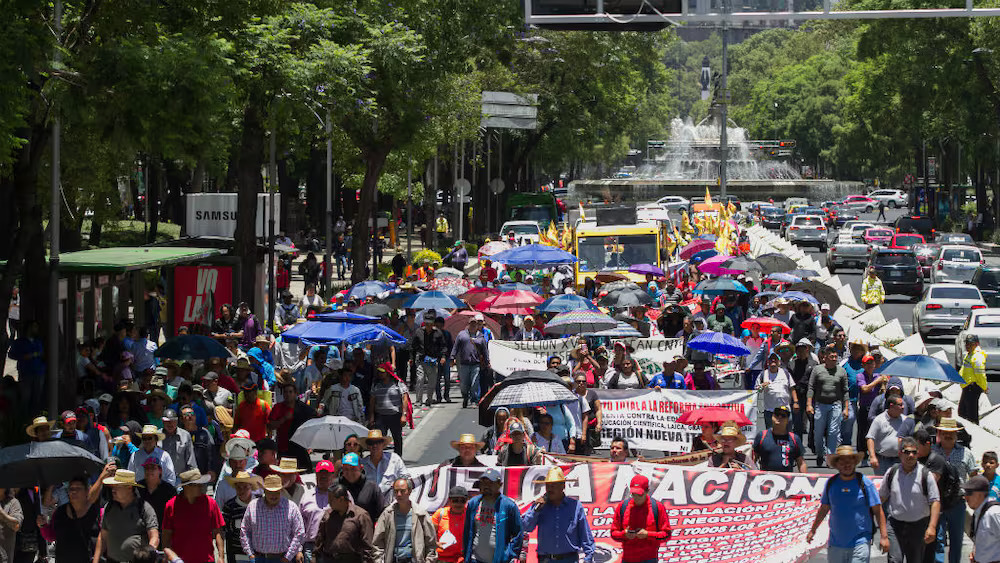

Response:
(239, 496), (305, 560)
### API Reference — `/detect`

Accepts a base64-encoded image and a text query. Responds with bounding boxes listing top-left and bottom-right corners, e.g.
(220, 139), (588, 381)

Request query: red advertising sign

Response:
(408, 462), (880, 563)
(173, 265), (232, 335)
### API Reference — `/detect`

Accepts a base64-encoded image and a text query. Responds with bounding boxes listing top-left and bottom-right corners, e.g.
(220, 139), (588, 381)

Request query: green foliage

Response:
(413, 249), (442, 265)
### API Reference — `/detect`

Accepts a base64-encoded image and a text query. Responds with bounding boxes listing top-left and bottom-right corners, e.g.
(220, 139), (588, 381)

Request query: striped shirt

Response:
(239, 496), (304, 561)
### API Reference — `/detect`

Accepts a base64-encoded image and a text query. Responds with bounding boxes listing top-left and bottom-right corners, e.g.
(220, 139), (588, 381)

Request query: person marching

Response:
(610, 474), (671, 563)
(521, 468), (595, 563)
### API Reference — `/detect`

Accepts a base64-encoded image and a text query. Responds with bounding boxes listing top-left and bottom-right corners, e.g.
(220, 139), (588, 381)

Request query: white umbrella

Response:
(290, 416), (368, 451)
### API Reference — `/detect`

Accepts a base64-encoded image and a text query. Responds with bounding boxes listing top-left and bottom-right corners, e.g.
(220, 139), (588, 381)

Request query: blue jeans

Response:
(336, 255), (348, 278)
(935, 502), (966, 563)
(457, 363), (481, 403)
(254, 557), (285, 563)
(828, 541), (871, 563)
(814, 401), (842, 461)
(840, 400), (857, 446)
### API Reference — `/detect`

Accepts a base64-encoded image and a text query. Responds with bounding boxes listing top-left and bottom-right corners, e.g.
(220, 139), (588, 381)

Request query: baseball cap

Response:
(796, 338), (812, 348)
(316, 460), (336, 473)
(481, 468), (502, 482)
(963, 475), (990, 494)
(202, 372), (219, 382)
(142, 456), (161, 468)
(98, 393), (113, 404)
(629, 474), (650, 494)
(820, 303), (831, 311)
(256, 438), (278, 452)
(342, 453), (360, 467)
(508, 421), (525, 435)
(154, 366), (169, 377)
(862, 354), (875, 363)
(773, 405), (792, 417)
(472, 313), (485, 322)
(60, 410), (77, 422)
(448, 485), (470, 499)
(162, 409), (178, 422)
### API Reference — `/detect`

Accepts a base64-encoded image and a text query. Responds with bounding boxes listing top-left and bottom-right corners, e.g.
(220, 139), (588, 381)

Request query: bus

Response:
(574, 220), (662, 286)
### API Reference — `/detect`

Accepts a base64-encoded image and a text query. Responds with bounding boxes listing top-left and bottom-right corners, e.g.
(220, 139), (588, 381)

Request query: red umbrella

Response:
(443, 310), (502, 339)
(460, 287), (501, 307)
(474, 290), (544, 315)
(679, 239), (717, 260)
(741, 317), (791, 335)
(676, 406), (753, 427)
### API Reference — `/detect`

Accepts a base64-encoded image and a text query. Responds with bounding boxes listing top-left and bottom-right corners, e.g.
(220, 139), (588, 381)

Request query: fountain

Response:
(567, 113), (859, 206)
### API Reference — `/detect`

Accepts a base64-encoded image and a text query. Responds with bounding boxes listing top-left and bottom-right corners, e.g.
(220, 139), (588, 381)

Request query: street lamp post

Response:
(773, 102), (778, 140)
(324, 110), (332, 295)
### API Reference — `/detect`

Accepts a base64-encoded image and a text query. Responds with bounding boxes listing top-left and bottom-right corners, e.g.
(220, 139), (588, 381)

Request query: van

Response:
(783, 197), (808, 210)
(894, 215), (935, 241)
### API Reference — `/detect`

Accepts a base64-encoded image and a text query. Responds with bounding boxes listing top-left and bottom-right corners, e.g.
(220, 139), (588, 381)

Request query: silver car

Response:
(931, 245), (983, 284)
(656, 195), (690, 213)
(954, 308), (1000, 375)
(786, 215), (829, 250)
(913, 283), (987, 339)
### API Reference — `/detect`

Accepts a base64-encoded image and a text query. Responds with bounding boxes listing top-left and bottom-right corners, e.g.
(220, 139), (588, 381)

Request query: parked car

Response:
(868, 189), (908, 208)
(935, 232), (974, 245)
(913, 283), (986, 339)
(656, 195), (690, 213)
(954, 308), (1000, 377)
(863, 227), (895, 247)
(840, 195), (878, 214)
(759, 206), (784, 229)
(827, 233), (872, 273)
(889, 233), (925, 249)
(973, 264), (1000, 308)
(786, 215), (829, 250)
(931, 245), (984, 284)
(499, 220), (542, 245)
(894, 215), (935, 241)
(912, 243), (941, 278)
(869, 248), (924, 300)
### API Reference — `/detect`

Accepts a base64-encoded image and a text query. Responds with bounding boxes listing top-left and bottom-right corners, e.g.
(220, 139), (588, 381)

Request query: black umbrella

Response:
(719, 256), (763, 273)
(354, 303), (392, 317)
(478, 370), (567, 426)
(599, 280), (640, 293)
(598, 288), (654, 308)
(154, 335), (229, 360)
(784, 269), (820, 279)
(757, 253), (798, 275)
(787, 280), (841, 310)
(0, 441), (105, 488)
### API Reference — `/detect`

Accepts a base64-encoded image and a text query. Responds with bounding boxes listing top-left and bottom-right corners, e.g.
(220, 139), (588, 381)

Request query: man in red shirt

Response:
(162, 469), (226, 563)
(233, 382), (270, 442)
(267, 381), (316, 470)
(611, 474), (671, 563)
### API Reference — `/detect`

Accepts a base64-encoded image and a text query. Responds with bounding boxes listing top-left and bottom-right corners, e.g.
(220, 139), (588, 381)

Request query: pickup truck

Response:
(827, 225), (874, 273)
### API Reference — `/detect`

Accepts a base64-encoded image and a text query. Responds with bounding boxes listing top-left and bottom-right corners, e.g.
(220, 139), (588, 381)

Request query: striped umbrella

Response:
(544, 310), (618, 335)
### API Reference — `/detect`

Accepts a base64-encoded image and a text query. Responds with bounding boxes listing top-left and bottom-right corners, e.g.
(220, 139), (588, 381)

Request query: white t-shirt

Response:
(758, 368), (793, 412)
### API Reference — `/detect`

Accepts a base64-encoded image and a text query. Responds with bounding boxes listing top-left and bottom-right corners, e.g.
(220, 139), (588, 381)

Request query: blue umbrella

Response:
(282, 320), (405, 347)
(537, 294), (599, 313)
(311, 312), (381, 324)
(347, 281), (390, 301)
(591, 321), (643, 337)
(875, 355), (964, 383)
(489, 244), (578, 267)
(781, 291), (820, 306)
(754, 291), (782, 302)
(693, 278), (749, 295)
(346, 325), (407, 347)
(695, 234), (718, 241)
(496, 282), (536, 292)
(687, 331), (752, 356)
(154, 335), (229, 360)
(402, 290), (467, 310)
(764, 273), (802, 284)
(689, 249), (718, 264)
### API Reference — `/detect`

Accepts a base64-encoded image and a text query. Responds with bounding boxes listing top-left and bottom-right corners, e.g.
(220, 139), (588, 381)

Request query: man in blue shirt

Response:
(647, 357), (691, 390)
(522, 467), (595, 563)
(806, 445), (889, 561)
(464, 468), (522, 563)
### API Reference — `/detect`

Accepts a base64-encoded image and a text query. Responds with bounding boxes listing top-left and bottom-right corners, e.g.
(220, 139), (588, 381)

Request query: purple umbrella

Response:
(628, 263), (665, 277)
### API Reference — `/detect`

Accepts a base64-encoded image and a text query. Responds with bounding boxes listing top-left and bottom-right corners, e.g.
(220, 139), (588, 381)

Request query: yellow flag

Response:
(704, 187), (713, 206)
(579, 202), (586, 222)
(547, 221), (558, 244)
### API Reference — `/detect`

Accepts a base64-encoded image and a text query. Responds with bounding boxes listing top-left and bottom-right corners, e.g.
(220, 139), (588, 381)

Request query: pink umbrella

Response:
(698, 255), (737, 276)
(460, 287), (501, 307)
(679, 239), (717, 259)
(443, 310), (502, 339)
(474, 290), (544, 315)
(478, 241), (512, 258)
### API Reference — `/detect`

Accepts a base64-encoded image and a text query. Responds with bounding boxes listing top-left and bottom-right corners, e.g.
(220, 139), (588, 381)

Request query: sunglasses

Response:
(773, 412), (790, 418)
(901, 450), (918, 456)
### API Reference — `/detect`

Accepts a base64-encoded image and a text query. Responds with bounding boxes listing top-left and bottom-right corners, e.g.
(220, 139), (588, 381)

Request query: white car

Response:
(913, 283), (986, 339)
(931, 245), (983, 284)
(868, 189), (908, 208)
(499, 221), (542, 245)
(656, 195), (690, 213)
(955, 308), (1000, 375)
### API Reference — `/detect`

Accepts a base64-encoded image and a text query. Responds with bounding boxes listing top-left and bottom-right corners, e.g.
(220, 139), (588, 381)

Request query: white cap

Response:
(472, 313), (485, 322)
(820, 303), (831, 311)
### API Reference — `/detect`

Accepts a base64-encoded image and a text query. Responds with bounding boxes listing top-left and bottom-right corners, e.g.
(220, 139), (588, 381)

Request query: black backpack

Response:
(824, 473), (878, 538)
(935, 458), (965, 509)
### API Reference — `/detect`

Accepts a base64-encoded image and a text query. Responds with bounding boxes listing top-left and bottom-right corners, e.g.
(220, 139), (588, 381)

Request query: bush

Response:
(413, 249), (442, 266)
(463, 242), (479, 256)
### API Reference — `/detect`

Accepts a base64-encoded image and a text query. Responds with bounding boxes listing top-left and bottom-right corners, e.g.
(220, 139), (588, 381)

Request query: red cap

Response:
(862, 355), (875, 363)
(629, 474), (649, 494)
(316, 460), (336, 473)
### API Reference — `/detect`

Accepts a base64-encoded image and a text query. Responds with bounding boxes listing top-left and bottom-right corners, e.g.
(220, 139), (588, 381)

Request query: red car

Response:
(889, 233), (925, 249)
(863, 227), (894, 247)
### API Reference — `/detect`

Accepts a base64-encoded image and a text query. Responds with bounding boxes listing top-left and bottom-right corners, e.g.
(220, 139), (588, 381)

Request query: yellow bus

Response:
(574, 220), (662, 286)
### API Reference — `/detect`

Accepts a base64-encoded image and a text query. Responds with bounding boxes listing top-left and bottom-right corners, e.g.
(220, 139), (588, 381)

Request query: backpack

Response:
(824, 473), (878, 538)
(883, 464), (929, 515)
(617, 495), (663, 532)
(934, 457), (965, 509)
(754, 429), (801, 468)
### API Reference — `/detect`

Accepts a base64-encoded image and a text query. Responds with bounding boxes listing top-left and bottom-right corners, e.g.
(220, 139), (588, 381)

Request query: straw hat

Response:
(935, 418), (961, 432)
(178, 469), (213, 487)
(25, 416), (56, 438)
(103, 469), (144, 487)
(147, 389), (171, 402)
(714, 422), (747, 447)
(261, 474), (284, 492)
(225, 470), (262, 490)
(826, 445), (865, 467)
(362, 429), (391, 447)
(532, 467), (577, 485)
(214, 406), (233, 430)
(269, 457), (305, 474)
(139, 425), (165, 441)
(450, 433), (485, 451)
(849, 338), (869, 350)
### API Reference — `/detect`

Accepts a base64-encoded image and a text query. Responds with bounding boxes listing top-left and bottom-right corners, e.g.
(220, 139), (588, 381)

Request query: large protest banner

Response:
(593, 388), (757, 452)
(408, 462), (853, 563)
(489, 337), (683, 376)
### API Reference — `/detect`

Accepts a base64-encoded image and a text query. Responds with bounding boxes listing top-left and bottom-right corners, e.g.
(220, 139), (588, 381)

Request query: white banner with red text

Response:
(488, 337), (684, 377)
